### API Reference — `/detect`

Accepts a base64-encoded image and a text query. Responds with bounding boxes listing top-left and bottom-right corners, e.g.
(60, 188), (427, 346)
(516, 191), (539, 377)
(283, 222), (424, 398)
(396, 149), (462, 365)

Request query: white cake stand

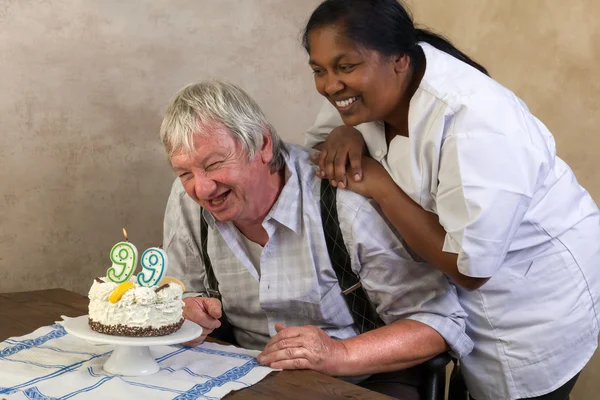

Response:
(63, 315), (203, 376)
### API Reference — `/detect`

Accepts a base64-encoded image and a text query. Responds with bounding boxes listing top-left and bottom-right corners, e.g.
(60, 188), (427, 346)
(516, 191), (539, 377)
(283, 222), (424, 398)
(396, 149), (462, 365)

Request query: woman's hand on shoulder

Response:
(344, 156), (393, 199)
(312, 125), (367, 188)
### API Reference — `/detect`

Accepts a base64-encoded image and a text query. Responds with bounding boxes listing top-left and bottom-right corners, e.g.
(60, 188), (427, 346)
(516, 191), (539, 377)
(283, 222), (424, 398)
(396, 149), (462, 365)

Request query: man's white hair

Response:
(160, 80), (287, 171)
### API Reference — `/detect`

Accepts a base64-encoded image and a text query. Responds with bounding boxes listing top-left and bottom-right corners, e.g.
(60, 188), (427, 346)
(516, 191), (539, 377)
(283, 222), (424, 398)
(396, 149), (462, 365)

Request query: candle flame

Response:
(122, 227), (129, 241)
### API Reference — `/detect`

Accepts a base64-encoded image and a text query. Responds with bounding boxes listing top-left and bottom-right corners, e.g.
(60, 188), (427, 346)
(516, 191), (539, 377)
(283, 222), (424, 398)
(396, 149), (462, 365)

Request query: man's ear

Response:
(259, 127), (274, 164)
(393, 53), (411, 74)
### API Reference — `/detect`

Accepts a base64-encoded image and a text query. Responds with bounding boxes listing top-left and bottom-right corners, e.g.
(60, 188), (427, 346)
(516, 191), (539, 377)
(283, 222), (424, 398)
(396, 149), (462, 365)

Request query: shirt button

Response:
(375, 149), (384, 157)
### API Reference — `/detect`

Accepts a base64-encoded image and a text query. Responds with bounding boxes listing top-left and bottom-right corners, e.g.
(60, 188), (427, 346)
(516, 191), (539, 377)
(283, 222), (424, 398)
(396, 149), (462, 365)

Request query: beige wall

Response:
(0, 0), (322, 295)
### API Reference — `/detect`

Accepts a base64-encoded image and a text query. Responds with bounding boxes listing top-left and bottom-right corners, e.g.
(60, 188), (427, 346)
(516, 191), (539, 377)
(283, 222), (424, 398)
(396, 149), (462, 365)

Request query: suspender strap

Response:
(200, 211), (221, 299)
(319, 179), (384, 333)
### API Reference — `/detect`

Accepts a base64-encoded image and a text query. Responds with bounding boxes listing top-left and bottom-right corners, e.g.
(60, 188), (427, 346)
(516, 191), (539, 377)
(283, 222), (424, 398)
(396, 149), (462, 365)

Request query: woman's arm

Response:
(375, 177), (489, 290)
(347, 157), (489, 290)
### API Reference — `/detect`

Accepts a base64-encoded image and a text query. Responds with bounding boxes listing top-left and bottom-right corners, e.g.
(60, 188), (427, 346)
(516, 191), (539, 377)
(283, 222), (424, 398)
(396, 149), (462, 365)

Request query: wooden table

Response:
(0, 289), (394, 399)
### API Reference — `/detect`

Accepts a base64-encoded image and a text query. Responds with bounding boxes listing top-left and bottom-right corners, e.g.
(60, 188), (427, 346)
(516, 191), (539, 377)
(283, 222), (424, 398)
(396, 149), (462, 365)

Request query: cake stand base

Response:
(103, 345), (160, 376)
(63, 315), (203, 377)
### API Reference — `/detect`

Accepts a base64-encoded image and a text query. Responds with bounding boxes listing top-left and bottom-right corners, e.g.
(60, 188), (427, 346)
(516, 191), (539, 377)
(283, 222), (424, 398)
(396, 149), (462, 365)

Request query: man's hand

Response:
(312, 125), (367, 188)
(257, 323), (349, 376)
(181, 296), (222, 347)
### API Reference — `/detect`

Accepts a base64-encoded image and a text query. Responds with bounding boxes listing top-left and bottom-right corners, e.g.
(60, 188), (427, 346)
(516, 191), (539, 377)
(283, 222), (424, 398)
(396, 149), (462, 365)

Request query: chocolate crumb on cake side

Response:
(88, 318), (185, 337)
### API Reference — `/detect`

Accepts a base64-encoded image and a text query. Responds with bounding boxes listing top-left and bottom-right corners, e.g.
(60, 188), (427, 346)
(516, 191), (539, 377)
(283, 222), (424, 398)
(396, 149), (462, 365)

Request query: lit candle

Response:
(107, 228), (138, 283)
(137, 246), (168, 287)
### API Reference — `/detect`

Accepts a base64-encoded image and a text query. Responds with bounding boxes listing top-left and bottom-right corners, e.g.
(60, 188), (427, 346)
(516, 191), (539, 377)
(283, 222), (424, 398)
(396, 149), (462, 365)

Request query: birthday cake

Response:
(88, 233), (186, 337)
(88, 277), (185, 337)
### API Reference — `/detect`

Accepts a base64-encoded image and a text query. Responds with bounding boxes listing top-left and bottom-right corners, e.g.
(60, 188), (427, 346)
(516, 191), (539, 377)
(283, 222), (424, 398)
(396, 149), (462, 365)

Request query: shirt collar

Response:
(264, 151), (302, 234)
(201, 207), (216, 228)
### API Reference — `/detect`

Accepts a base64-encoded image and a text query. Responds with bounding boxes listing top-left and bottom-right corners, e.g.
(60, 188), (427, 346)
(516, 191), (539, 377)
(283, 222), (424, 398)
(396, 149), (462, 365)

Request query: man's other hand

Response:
(181, 296), (222, 347)
(257, 323), (349, 376)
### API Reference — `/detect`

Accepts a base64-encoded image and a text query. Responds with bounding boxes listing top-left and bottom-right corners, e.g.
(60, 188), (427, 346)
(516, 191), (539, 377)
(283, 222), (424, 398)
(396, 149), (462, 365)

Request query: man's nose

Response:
(194, 174), (217, 199)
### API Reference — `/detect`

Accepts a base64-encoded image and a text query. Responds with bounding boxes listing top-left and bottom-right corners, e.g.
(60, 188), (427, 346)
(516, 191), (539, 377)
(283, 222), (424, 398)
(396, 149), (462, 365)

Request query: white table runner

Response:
(0, 321), (275, 399)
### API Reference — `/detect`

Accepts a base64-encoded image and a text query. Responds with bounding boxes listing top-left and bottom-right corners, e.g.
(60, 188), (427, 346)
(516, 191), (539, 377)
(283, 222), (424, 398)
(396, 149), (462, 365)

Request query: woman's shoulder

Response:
(419, 43), (522, 113)
(416, 43), (538, 138)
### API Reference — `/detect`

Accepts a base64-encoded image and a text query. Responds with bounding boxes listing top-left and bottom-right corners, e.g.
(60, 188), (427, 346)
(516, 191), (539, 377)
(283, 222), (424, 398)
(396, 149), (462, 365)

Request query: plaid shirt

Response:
(163, 144), (473, 358)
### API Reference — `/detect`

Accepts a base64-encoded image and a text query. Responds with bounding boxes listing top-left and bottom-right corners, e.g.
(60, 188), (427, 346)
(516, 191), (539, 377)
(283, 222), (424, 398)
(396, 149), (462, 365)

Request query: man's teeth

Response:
(211, 194), (227, 205)
(335, 97), (358, 108)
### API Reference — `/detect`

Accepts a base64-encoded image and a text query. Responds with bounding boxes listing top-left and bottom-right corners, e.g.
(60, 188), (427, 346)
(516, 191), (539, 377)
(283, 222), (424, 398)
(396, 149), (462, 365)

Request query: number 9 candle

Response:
(107, 228), (138, 283)
(137, 247), (168, 287)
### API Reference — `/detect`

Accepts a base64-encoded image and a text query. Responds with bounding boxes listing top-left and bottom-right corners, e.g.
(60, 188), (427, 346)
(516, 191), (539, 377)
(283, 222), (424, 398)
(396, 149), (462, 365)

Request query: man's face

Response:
(170, 122), (274, 224)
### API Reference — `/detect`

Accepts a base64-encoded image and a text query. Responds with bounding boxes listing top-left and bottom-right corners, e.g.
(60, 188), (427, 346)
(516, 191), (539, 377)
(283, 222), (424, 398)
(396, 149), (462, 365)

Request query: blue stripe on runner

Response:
(0, 357), (67, 369)
(186, 346), (255, 361)
(182, 368), (213, 379)
(173, 358), (260, 399)
(57, 376), (113, 400)
(12, 367), (114, 400)
(0, 351), (111, 394)
(118, 379), (185, 394)
(36, 345), (101, 357)
(23, 386), (57, 400)
(87, 366), (105, 378)
(0, 327), (67, 358)
(155, 347), (188, 362)
(86, 367), (185, 394)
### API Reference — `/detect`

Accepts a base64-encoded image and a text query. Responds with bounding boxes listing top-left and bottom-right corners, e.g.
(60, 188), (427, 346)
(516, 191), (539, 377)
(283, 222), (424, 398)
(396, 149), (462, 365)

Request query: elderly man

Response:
(160, 80), (472, 397)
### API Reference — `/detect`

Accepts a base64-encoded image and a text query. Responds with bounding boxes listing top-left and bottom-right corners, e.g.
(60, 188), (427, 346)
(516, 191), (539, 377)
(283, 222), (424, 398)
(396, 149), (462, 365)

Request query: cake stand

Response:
(63, 315), (203, 376)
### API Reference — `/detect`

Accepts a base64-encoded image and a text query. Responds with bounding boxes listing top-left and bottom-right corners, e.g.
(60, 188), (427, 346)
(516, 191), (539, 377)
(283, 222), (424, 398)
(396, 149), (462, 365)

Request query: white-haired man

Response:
(160, 80), (472, 399)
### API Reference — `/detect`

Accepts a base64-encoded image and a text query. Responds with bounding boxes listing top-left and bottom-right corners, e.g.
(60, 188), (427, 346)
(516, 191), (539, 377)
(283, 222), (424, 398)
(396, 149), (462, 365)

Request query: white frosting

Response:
(134, 287), (157, 305)
(89, 280), (118, 301)
(88, 277), (184, 328)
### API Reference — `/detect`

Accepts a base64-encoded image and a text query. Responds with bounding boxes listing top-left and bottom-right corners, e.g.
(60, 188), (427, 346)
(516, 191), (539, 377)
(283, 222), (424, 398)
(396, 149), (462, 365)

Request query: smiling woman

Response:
(303, 0), (487, 128)
(307, 26), (407, 127)
(302, 1), (600, 400)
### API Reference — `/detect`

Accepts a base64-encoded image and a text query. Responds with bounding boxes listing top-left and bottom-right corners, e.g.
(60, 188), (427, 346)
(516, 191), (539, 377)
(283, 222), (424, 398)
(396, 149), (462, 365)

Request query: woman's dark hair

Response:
(302, 0), (489, 76)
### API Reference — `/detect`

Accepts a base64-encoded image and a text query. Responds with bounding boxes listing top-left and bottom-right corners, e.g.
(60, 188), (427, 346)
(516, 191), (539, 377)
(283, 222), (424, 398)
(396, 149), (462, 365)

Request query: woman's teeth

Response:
(335, 96), (358, 108)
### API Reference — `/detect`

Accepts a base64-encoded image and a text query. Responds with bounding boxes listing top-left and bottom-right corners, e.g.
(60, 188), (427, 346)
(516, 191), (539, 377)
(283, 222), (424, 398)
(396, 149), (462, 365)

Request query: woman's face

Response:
(308, 25), (410, 126)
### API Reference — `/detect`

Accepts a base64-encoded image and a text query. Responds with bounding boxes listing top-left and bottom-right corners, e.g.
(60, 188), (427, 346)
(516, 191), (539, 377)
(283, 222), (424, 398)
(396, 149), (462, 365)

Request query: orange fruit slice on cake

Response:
(109, 282), (135, 303)
(158, 276), (186, 292)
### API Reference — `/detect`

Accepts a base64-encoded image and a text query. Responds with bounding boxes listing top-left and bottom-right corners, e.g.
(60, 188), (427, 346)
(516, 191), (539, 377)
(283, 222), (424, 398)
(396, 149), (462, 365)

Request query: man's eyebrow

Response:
(172, 152), (225, 171)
